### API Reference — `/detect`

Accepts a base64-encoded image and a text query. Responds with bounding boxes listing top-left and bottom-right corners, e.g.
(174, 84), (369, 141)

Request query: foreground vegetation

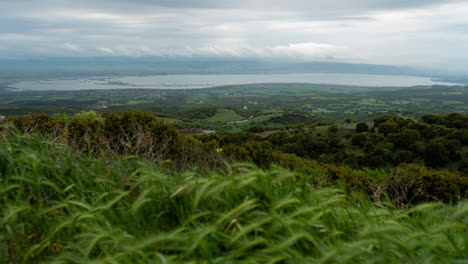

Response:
(1, 110), (467, 263)
(4, 111), (468, 203)
(0, 130), (467, 263)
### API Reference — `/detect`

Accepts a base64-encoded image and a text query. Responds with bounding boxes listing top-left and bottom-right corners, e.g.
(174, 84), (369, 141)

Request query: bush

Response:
(356, 122), (369, 133)
(387, 129), (421, 149)
(388, 164), (467, 205)
(351, 132), (367, 146)
(247, 125), (268, 133)
(5, 111), (225, 170)
(325, 165), (376, 194)
(223, 141), (275, 168)
(73, 110), (104, 123)
(378, 121), (399, 136)
(458, 158), (468, 175)
(423, 142), (449, 167)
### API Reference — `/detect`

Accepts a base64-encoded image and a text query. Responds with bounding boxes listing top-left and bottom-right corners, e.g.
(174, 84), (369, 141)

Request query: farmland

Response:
(2, 83), (468, 133)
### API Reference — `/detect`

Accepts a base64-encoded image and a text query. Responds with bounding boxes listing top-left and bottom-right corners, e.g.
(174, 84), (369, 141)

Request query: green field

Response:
(249, 113), (283, 123)
(206, 109), (245, 122)
(2, 83), (468, 133)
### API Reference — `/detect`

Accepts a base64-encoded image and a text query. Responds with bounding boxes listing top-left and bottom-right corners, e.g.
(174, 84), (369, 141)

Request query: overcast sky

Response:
(1, 0), (468, 71)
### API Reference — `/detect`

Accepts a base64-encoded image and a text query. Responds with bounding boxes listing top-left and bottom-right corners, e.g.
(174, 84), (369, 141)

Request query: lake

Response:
(10, 73), (460, 91)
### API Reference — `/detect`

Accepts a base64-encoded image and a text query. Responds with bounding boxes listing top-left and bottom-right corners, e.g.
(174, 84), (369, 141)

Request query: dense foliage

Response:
(4, 111), (223, 170)
(1, 111), (467, 263)
(3, 111), (468, 203)
(214, 113), (468, 170)
(0, 130), (467, 263)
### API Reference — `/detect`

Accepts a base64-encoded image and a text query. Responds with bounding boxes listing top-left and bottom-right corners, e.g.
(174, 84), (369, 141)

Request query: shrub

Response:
(423, 142), (449, 167)
(4, 111), (225, 170)
(355, 122), (369, 133)
(378, 121), (399, 136)
(351, 132), (367, 146)
(458, 158), (468, 175)
(247, 125), (268, 133)
(387, 129), (421, 149)
(73, 110), (104, 123)
(325, 164), (376, 194)
(387, 164), (467, 205)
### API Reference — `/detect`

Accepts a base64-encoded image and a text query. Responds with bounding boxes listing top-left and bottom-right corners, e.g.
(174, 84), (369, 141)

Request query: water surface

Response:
(10, 73), (460, 91)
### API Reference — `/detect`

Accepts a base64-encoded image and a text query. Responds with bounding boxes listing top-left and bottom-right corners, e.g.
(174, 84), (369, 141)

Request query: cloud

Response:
(197, 42), (356, 61)
(0, 34), (47, 41)
(112, 46), (162, 56)
(264, 43), (355, 60)
(37, 28), (79, 34)
(0, 0), (468, 70)
(62, 43), (82, 52)
(97, 47), (114, 54)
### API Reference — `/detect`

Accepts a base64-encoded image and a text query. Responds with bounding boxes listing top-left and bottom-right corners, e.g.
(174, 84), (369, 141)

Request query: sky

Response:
(1, 0), (468, 71)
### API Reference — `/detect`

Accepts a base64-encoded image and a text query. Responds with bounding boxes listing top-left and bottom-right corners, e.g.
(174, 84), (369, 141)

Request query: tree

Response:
(388, 129), (421, 149)
(344, 118), (354, 124)
(424, 142), (449, 167)
(74, 110), (104, 123)
(327, 124), (338, 134)
(421, 114), (440, 124)
(458, 158), (468, 175)
(351, 133), (367, 146)
(355, 122), (369, 133)
(394, 150), (414, 164)
(302, 136), (328, 159)
(378, 121), (399, 136)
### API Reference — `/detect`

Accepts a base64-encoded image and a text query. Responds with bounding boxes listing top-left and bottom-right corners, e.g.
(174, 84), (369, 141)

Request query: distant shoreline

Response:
(7, 73), (462, 91)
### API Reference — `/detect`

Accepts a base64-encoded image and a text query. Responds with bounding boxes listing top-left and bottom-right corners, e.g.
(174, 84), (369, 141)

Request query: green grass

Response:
(109, 99), (155, 106)
(157, 116), (183, 124)
(3, 83), (468, 124)
(0, 129), (467, 263)
(206, 109), (244, 123)
(254, 130), (281, 138)
(443, 100), (464, 105)
(390, 100), (413, 105)
(358, 99), (387, 107)
(124, 100), (155, 105)
(311, 108), (337, 113)
(309, 96), (340, 100)
(443, 92), (464, 95)
(261, 109), (283, 114)
(409, 98), (431, 102)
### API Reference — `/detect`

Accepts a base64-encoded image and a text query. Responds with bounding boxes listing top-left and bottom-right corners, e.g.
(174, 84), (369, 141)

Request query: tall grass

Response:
(1, 128), (467, 263)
